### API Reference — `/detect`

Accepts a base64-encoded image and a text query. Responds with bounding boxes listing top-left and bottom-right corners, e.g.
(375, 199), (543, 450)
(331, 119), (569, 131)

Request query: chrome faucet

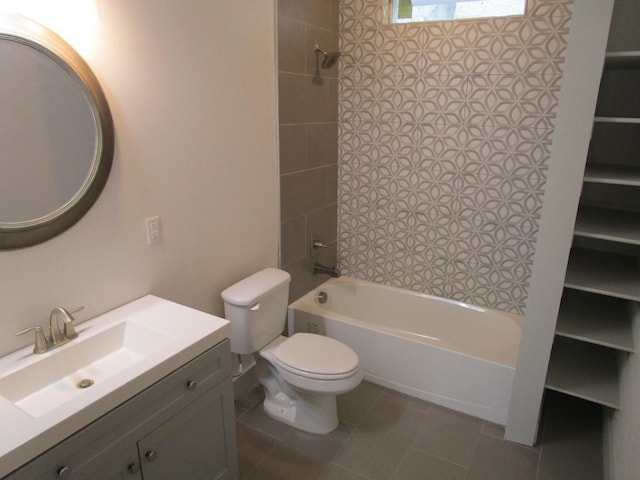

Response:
(16, 306), (83, 354)
(50, 306), (80, 343)
(310, 237), (340, 277)
(312, 262), (340, 277)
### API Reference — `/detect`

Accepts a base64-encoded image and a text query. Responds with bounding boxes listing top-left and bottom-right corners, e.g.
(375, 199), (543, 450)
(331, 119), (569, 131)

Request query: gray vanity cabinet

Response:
(3, 340), (238, 480)
(136, 380), (234, 480)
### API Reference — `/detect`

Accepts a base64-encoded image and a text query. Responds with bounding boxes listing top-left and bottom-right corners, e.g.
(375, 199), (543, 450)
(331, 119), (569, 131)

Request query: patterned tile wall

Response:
(338, 0), (574, 314)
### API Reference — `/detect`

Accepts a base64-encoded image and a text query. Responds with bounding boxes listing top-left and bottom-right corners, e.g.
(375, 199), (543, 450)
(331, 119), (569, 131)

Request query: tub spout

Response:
(313, 262), (340, 277)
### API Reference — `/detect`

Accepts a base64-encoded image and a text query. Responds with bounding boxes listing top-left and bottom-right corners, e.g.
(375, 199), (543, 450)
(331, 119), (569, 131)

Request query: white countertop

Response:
(0, 295), (230, 477)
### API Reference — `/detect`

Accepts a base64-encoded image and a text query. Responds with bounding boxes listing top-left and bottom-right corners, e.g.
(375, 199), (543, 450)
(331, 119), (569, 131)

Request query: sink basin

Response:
(0, 320), (172, 417)
(0, 294), (231, 478)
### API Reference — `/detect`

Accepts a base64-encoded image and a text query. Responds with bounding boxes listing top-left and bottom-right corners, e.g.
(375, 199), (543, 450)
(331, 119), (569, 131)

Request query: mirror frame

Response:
(0, 15), (114, 250)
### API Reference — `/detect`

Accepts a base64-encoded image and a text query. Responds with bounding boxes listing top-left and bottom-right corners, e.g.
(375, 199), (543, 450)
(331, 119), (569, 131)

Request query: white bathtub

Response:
(288, 277), (522, 425)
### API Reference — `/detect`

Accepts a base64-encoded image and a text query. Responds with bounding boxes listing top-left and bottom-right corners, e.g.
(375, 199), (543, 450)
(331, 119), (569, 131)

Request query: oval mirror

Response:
(0, 15), (113, 249)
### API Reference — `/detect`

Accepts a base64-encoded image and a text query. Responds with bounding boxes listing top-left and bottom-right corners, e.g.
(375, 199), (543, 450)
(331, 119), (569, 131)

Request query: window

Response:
(389, 0), (527, 24)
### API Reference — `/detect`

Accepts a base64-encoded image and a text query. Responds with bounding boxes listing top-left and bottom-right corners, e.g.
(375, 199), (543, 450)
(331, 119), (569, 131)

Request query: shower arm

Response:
(314, 44), (341, 70)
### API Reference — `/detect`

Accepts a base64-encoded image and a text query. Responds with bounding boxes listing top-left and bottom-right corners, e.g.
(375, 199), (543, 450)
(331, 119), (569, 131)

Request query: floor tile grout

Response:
(236, 382), (603, 480)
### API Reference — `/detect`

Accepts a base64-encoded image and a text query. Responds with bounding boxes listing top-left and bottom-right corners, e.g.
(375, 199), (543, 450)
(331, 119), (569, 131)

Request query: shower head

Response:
(322, 51), (341, 69)
(314, 44), (341, 70)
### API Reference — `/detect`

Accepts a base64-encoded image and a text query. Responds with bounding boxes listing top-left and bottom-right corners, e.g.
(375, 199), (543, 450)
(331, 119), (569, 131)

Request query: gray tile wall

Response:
(278, 0), (341, 301)
(338, 0), (574, 314)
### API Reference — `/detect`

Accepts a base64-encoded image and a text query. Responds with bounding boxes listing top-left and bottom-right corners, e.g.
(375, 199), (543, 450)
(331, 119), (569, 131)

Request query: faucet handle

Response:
(63, 321), (78, 340)
(16, 326), (49, 354)
(312, 239), (328, 249)
(311, 237), (328, 256)
(61, 306), (84, 340)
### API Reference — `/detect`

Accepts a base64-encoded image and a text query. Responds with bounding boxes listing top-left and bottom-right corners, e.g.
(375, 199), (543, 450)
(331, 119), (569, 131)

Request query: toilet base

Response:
(257, 359), (339, 434)
(262, 389), (338, 434)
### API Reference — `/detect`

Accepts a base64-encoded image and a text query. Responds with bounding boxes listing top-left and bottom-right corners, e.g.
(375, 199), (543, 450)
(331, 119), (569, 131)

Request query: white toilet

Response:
(221, 268), (363, 434)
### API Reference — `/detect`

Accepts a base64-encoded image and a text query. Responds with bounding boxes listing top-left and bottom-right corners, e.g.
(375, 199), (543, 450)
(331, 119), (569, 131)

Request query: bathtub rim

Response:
(288, 276), (523, 369)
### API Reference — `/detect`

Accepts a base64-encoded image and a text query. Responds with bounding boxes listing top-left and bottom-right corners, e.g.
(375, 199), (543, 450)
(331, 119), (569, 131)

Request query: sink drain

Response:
(77, 379), (94, 389)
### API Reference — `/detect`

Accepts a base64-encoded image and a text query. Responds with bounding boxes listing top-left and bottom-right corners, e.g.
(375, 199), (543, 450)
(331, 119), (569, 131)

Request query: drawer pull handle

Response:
(186, 380), (198, 390)
(128, 462), (141, 474)
(145, 450), (157, 462)
(57, 465), (72, 479)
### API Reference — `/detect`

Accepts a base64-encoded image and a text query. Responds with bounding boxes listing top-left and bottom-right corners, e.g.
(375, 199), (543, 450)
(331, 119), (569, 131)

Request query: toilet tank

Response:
(221, 268), (291, 354)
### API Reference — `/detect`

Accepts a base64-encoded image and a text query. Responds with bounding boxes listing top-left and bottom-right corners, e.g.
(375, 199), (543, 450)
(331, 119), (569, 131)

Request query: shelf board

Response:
(546, 336), (620, 409)
(583, 164), (640, 186)
(574, 206), (640, 244)
(594, 116), (640, 124)
(556, 289), (635, 352)
(605, 51), (640, 69)
(564, 248), (640, 301)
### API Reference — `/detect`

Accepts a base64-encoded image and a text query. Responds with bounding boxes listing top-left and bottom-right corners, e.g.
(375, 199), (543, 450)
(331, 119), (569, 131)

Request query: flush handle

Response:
(250, 302), (260, 311)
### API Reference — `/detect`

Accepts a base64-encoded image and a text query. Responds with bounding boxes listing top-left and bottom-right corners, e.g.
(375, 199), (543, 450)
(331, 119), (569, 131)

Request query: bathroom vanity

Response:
(0, 296), (237, 479)
(3, 341), (236, 479)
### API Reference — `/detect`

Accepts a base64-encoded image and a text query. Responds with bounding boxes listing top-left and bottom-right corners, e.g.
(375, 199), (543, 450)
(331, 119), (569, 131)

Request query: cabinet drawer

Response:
(3, 340), (231, 480)
(128, 337), (232, 422)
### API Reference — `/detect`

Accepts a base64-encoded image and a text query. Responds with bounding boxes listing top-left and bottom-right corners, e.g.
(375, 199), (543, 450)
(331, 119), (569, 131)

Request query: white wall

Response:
(505, 0), (615, 446)
(0, 1), (279, 357)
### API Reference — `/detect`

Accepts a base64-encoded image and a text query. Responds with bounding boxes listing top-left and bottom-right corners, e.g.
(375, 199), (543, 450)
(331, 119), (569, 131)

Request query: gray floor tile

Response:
(481, 421), (505, 439)
(537, 392), (603, 480)
(236, 423), (278, 480)
(333, 397), (426, 480)
(280, 423), (352, 465)
(235, 382), (604, 480)
(320, 464), (372, 480)
(392, 449), (466, 480)
(246, 444), (327, 480)
(466, 435), (539, 480)
(337, 380), (387, 427)
(237, 402), (292, 441)
(379, 386), (433, 414)
(411, 404), (483, 467)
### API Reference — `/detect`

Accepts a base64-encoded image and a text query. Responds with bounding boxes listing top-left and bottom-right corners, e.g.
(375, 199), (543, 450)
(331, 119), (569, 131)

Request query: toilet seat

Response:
(273, 333), (360, 380)
(260, 334), (363, 394)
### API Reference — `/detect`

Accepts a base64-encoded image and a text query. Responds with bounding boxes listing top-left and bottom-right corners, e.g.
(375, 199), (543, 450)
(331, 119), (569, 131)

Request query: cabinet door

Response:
(137, 377), (237, 480)
(2, 439), (142, 480)
(56, 443), (143, 480)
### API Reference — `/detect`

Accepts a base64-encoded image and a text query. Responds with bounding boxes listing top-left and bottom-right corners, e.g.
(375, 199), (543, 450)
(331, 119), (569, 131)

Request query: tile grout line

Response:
(462, 423), (486, 480)
(535, 434), (545, 480)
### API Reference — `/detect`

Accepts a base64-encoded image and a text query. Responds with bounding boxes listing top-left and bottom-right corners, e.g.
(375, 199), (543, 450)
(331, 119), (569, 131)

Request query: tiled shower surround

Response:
(337, 0), (574, 314)
(278, 0), (340, 301)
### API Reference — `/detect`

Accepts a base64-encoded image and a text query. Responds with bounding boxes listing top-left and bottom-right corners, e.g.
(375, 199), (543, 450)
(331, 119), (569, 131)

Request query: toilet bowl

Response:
(257, 334), (363, 433)
(221, 268), (363, 434)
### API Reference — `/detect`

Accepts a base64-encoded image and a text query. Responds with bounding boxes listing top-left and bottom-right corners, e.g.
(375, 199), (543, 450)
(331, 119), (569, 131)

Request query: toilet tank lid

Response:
(221, 268), (291, 306)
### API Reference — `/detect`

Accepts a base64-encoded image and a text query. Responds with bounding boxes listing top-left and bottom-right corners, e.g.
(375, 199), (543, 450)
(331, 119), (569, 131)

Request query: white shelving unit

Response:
(574, 206), (640, 244)
(556, 289), (635, 352)
(604, 50), (640, 68)
(583, 165), (640, 187)
(564, 248), (640, 301)
(546, 336), (620, 408)
(545, 18), (638, 408)
(593, 116), (640, 124)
